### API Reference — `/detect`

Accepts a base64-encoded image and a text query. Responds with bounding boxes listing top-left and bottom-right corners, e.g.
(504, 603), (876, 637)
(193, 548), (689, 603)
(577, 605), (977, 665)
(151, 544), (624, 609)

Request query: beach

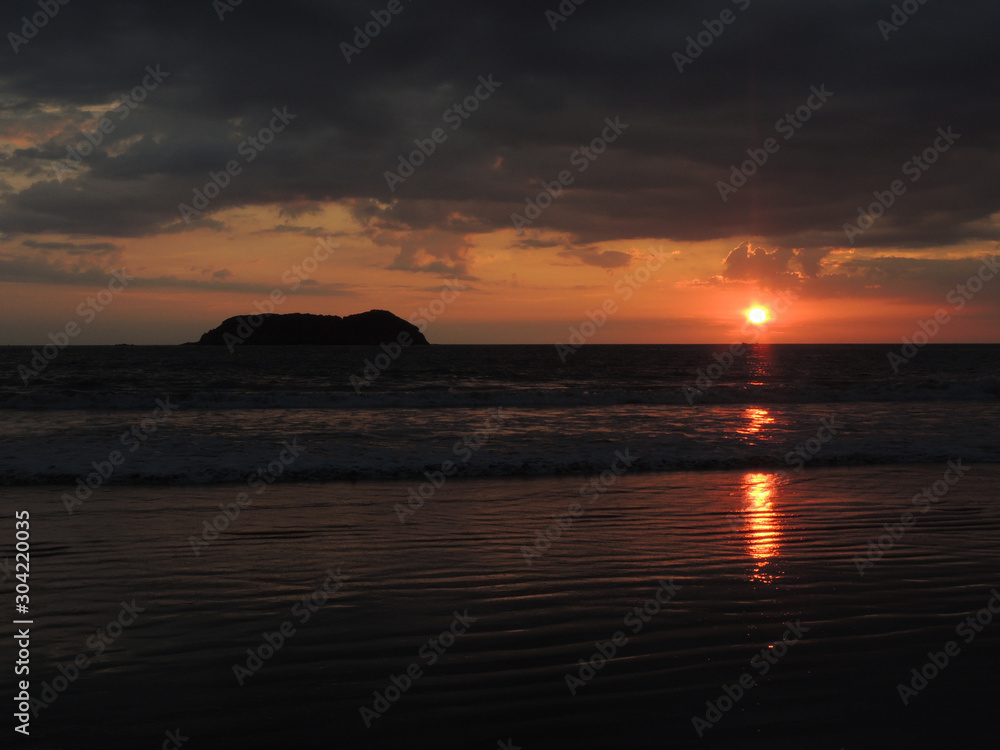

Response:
(8, 464), (1000, 748)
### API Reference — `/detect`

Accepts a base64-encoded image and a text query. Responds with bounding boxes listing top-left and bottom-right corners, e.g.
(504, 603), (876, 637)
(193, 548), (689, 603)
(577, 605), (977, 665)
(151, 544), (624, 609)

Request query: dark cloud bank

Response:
(1, 0), (998, 278)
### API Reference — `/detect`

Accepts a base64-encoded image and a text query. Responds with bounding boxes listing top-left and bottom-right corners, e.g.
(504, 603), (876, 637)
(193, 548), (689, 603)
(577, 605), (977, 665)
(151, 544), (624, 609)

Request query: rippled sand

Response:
(10, 464), (1000, 748)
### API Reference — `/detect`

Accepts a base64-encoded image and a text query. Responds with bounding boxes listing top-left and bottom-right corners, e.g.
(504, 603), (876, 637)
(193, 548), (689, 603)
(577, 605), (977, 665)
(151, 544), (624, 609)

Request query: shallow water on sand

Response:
(5, 464), (1000, 748)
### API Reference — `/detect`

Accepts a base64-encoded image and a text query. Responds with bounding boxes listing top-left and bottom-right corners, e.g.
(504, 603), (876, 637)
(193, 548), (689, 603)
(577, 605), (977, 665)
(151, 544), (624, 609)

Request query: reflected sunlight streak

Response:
(736, 407), (775, 436)
(742, 472), (783, 583)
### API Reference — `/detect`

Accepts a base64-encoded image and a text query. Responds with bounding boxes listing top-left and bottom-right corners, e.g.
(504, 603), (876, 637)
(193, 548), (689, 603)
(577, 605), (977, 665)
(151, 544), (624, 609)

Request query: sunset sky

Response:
(1, 0), (998, 345)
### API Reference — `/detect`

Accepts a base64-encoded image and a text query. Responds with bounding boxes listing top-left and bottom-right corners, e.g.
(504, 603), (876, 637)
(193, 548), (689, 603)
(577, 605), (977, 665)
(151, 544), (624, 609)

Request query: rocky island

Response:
(186, 310), (429, 346)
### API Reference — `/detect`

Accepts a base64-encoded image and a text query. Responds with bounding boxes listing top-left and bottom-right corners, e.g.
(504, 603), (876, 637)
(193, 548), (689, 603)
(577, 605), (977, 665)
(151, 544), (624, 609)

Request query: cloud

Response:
(0, 256), (126, 286)
(722, 242), (799, 286)
(558, 245), (633, 269)
(694, 240), (1000, 308)
(386, 232), (476, 278)
(11, 238), (125, 271)
(21, 239), (122, 256)
(0, 0), (996, 266)
(0, 256), (355, 295)
(278, 202), (323, 219)
(510, 238), (563, 249)
(806, 253), (1000, 305)
(252, 225), (329, 237)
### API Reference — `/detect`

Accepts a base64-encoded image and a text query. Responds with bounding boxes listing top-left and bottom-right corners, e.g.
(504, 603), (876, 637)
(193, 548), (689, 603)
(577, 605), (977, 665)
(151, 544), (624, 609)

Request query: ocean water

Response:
(2, 344), (999, 748)
(1, 344), (999, 483)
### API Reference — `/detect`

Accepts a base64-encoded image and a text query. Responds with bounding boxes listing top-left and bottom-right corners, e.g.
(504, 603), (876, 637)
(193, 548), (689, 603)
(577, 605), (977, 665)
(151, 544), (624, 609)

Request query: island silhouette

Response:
(187, 310), (429, 346)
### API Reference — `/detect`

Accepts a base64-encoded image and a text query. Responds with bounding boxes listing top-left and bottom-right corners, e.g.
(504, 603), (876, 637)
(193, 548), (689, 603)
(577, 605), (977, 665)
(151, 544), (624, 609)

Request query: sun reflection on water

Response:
(741, 472), (783, 583)
(736, 407), (775, 436)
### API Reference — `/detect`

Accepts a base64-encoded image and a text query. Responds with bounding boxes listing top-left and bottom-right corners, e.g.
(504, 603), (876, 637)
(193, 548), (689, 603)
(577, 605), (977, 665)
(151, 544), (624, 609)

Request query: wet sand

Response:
(5, 464), (1000, 748)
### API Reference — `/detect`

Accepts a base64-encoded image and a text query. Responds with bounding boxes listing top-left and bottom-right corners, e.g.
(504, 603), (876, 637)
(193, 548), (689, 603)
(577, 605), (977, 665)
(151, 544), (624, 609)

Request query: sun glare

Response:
(747, 307), (768, 325)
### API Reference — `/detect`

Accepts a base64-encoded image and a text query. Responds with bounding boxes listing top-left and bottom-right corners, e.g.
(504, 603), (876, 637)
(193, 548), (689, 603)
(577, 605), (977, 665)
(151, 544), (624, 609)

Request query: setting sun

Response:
(748, 307), (769, 325)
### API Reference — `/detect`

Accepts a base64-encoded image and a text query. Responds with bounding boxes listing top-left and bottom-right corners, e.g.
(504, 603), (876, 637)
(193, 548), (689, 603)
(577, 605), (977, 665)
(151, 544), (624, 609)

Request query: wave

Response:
(3, 439), (997, 486)
(3, 377), (999, 411)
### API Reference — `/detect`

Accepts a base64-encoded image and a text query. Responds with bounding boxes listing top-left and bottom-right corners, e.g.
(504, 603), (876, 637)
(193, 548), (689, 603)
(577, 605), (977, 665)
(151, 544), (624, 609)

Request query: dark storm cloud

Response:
(1, 0), (998, 256)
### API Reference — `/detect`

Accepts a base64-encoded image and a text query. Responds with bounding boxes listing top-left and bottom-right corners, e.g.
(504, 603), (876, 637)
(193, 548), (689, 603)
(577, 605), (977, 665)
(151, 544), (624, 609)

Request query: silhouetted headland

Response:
(186, 310), (429, 346)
